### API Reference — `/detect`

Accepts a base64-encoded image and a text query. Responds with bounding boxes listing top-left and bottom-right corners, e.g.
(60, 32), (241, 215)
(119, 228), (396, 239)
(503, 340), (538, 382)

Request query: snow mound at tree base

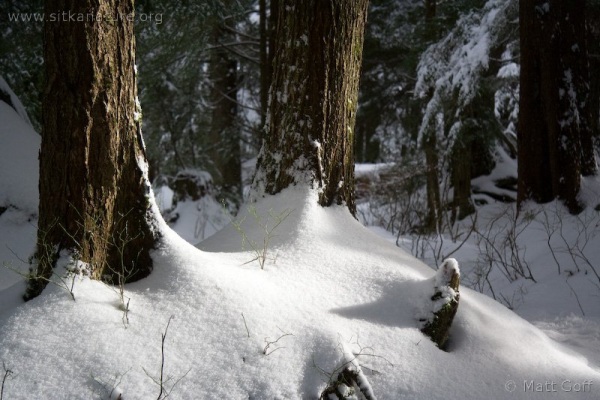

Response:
(0, 188), (598, 399)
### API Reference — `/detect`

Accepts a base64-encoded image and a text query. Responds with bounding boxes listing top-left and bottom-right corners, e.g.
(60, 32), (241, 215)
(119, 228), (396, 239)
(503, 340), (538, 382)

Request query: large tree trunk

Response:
(253, 0), (369, 216)
(518, 0), (597, 213)
(27, 0), (160, 299)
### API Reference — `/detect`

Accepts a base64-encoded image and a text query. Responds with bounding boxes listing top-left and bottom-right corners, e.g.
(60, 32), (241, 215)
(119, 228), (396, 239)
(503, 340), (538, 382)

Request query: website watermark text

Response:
(7, 12), (162, 25)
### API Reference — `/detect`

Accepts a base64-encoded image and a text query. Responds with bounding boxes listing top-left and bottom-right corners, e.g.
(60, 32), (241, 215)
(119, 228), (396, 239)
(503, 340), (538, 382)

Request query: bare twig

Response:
(91, 368), (131, 400)
(241, 313), (250, 338)
(263, 331), (293, 356)
(231, 207), (292, 269)
(565, 279), (585, 316)
(142, 315), (190, 400)
(157, 316), (174, 400)
(1, 362), (13, 400)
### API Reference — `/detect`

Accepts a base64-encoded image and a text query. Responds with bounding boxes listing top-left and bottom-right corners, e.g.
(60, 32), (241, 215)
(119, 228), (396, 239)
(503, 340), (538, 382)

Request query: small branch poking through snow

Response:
(143, 316), (191, 400)
(231, 206), (293, 269)
(1, 362), (13, 400)
(241, 313), (250, 338)
(263, 330), (293, 356)
(565, 279), (586, 317)
(91, 368), (131, 400)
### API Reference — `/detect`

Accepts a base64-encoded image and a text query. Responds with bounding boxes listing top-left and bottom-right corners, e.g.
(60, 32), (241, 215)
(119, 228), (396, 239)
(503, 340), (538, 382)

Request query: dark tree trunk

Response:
(424, 131), (442, 232)
(422, 2), (443, 232)
(518, 0), (597, 213)
(451, 136), (474, 222)
(208, 5), (241, 203)
(517, 0), (553, 205)
(27, 0), (160, 299)
(268, 0), (278, 72)
(259, 0), (268, 130)
(588, 5), (600, 157)
(425, 0), (436, 21)
(253, 0), (369, 216)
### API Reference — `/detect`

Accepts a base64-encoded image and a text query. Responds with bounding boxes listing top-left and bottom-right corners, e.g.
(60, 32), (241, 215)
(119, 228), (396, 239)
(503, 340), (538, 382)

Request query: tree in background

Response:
(360, 0), (518, 234)
(416, 0), (519, 225)
(252, 0), (369, 215)
(259, 0), (278, 132)
(588, 1), (600, 149)
(517, 0), (598, 213)
(0, 0), (43, 132)
(135, 1), (213, 180)
(136, 0), (258, 209)
(207, 0), (242, 204)
(27, 0), (160, 299)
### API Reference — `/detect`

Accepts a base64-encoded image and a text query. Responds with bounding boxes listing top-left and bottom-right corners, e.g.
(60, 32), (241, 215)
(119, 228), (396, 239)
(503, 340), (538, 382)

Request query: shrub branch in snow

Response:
(1, 362), (13, 400)
(4, 220), (87, 301)
(262, 329), (293, 356)
(23, 205), (150, 324)
(473, 206), (536, 284)
(241, 313), (250, 338)
(91, 368), (130, 400)
(18, 218), (83, 301)
(542, 206), (600, 283)
(421, 258), (460, 349)
(231, 205), (293, 269)
(143, 316), (191, 400)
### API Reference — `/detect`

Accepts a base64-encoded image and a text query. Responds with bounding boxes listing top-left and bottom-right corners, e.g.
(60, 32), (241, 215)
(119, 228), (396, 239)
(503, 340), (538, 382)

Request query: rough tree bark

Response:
(26, 0), (160, 299)
(518, 0), (597, 213)
(252, 0), (369, 216)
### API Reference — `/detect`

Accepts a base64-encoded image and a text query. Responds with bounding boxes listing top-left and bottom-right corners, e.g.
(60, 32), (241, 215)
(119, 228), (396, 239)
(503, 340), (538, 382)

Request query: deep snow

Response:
(0, 187), (599, 399)
(1, 82), (599, 399)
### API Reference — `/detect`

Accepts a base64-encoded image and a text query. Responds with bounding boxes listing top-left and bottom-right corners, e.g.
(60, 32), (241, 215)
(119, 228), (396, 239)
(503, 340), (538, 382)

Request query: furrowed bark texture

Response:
(28, 0), (159, 299)
(253, 0), (369, 216)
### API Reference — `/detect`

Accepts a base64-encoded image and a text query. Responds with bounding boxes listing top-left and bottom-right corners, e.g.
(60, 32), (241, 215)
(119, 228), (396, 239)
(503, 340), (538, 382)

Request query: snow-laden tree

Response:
(27, 0), (161, 299)
(415, 0), (519, 224)
(252, 0), (369, 215)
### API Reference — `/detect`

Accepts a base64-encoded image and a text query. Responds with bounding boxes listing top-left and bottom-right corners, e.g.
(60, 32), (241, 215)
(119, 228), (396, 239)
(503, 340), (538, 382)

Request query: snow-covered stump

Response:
(421, 258), (460, 350)
(319, 366), (377, 400)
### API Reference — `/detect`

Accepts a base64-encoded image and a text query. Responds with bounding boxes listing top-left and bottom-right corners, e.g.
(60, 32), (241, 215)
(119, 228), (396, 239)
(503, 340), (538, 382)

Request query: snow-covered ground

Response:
(1, 92), (599, 399)
(1, 187), (599, 399)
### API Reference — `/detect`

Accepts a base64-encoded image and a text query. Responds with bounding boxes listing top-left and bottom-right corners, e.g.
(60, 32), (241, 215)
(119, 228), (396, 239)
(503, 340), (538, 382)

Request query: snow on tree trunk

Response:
(27, 0), (160, 299)
(421, 258), (460, 350)
(319, 349), (378, 400)
(252, 0), (369, 216)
